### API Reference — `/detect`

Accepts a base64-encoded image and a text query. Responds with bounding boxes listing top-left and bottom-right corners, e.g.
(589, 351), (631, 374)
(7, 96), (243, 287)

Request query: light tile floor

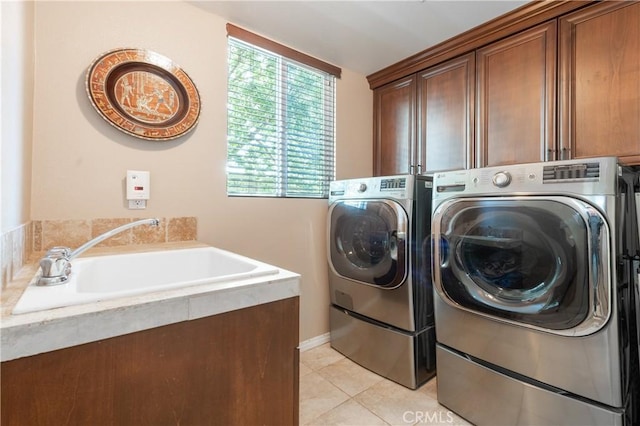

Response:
(300, 344), (473, 426)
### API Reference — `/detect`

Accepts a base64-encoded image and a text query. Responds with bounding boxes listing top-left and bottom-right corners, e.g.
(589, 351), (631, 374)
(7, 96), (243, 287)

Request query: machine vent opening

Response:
(542, 163), (600, 183)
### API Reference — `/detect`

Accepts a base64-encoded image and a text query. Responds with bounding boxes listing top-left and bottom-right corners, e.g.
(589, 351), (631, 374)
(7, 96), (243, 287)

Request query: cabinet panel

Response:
(417, 52), (475, 173)
(373, 75), (416, 176)
(476, 21), (557, 167)
(559, 1), (640, 165)
(1, 298), (300, 426)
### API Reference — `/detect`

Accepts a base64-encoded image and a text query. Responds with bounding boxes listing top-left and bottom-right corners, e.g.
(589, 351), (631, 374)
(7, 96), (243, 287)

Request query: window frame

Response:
(226, 25), (341, 199)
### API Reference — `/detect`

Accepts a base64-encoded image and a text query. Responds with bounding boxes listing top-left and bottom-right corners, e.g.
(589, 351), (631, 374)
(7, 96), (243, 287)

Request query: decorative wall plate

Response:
(86, 48), (201, 141)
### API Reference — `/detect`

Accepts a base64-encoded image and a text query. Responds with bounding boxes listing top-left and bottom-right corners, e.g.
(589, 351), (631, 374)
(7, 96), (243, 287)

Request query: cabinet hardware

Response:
(546, 149), (556, 161)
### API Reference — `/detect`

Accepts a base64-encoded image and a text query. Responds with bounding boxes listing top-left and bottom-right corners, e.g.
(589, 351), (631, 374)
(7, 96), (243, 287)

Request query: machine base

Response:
(330, 305), (435, 389)
(436, 344), (625, 426)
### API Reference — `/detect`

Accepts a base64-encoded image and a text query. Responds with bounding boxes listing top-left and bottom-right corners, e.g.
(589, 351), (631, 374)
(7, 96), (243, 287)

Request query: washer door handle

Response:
(588, 212), (603, 295)
(389, 230), (400, 260)
(438, 236), (450, 268)
(390, 230), (407, 258)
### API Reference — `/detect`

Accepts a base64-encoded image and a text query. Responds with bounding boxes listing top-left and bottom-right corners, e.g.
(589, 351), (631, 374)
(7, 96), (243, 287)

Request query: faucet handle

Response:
(38, 246), (72, 286)
(46, 246), (71, 258)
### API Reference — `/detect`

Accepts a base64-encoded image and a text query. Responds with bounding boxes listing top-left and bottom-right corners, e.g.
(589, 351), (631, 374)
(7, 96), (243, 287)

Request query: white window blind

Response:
(226, 26), (338, 198)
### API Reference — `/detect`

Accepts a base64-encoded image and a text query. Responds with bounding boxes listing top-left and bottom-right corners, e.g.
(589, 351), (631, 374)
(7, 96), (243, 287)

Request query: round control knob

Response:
(492, 171), (512, 188)
(358, 183), (367, 192)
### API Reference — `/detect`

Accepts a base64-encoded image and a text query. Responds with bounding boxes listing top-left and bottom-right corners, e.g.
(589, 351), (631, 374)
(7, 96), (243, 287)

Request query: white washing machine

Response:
(431, 157), (639, 425)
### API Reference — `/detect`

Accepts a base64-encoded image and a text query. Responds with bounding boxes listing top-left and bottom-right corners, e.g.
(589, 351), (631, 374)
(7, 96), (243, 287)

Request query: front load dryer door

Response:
(329, 199), (409, 289)
(432, 196), (611, 336)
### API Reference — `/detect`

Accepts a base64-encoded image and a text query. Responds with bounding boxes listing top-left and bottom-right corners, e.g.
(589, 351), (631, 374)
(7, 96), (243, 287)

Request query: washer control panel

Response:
(433, 157), (616, 200)
(329, 175), (415, 201)
(380, 177), (407, 190)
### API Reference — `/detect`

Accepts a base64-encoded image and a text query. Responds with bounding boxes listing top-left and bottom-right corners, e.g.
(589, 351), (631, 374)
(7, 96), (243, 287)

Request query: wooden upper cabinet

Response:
(476, 21), (557, 167)
(373, 75), (416, 176)
(370, 1), (640, 171)
(417, 52), (475, 173)
(559, 1), (640, 165)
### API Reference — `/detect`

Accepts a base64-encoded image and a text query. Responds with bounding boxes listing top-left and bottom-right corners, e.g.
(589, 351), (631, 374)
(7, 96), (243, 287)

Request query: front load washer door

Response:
(329, 199), (408, 288)
(432, 196), (611, 336)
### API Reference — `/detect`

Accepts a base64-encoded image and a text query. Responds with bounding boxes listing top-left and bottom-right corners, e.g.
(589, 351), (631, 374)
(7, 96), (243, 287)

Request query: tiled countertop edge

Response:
(0, 243), (300, 362)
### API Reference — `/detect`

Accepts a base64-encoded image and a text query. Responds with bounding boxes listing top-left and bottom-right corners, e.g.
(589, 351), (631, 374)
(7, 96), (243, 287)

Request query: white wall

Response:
(30, 1), (372, 341)
(1, 0), (34, 233)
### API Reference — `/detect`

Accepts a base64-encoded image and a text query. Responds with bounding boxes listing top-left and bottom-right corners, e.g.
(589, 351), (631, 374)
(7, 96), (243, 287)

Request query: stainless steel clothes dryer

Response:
(328, 175), (436, 389)
(431, 157), (639, 425)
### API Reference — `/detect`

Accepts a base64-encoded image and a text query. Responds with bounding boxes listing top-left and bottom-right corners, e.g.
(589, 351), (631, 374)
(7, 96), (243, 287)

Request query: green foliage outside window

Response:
(227, 38), (335, 198)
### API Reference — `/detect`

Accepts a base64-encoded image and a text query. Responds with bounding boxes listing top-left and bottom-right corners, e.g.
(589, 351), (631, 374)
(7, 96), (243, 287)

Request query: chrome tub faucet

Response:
(37, 218), (160, 286)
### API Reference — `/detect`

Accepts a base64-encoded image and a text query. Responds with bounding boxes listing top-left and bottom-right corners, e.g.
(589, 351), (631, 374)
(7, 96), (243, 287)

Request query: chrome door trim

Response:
(432, 195), (611, 337)
(328, 198), (409, 290)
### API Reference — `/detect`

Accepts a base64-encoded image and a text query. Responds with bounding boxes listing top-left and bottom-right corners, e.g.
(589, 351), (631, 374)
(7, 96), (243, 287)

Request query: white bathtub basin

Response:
(12, 247), (280, 314)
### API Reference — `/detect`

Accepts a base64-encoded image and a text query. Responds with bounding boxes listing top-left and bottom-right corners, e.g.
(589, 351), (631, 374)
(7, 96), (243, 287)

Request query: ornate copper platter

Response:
(86, 48), (201, 141)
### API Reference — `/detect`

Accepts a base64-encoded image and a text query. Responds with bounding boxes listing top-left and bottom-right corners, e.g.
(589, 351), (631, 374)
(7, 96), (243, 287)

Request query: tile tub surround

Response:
(0, 241), (300, 361)
(1, 217), (198, 289)
(300, 344), (472, 426)
(34, 216), (197, 251)
(1, 222), (34, 289)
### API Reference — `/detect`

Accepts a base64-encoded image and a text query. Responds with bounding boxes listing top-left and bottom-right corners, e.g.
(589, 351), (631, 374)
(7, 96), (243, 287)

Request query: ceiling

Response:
(190, 1), (529, 76)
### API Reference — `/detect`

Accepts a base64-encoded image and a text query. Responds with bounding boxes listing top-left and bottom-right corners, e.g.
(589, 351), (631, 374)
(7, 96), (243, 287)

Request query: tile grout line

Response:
(299, 344), (466, 426)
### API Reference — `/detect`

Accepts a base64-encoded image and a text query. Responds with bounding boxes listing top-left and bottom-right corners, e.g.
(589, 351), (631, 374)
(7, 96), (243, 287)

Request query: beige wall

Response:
(30, 1), (372, 341)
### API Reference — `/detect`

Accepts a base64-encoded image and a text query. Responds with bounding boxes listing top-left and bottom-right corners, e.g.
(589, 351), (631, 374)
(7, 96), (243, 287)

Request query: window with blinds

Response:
(226, 26), (338, 198)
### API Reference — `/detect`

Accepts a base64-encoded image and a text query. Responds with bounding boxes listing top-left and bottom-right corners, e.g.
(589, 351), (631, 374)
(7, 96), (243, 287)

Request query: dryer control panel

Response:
(329, 175), (416, 202)
(433, 157), (618, 201)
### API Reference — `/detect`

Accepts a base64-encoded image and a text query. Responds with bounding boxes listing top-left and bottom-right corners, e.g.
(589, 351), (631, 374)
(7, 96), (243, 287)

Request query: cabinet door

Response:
(417, 52), (475, 173)
(559, 2), (640, 165)
(476, 21), (557, 167)
(373, 75), (416, 176)
(0, 298), (300, 426)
